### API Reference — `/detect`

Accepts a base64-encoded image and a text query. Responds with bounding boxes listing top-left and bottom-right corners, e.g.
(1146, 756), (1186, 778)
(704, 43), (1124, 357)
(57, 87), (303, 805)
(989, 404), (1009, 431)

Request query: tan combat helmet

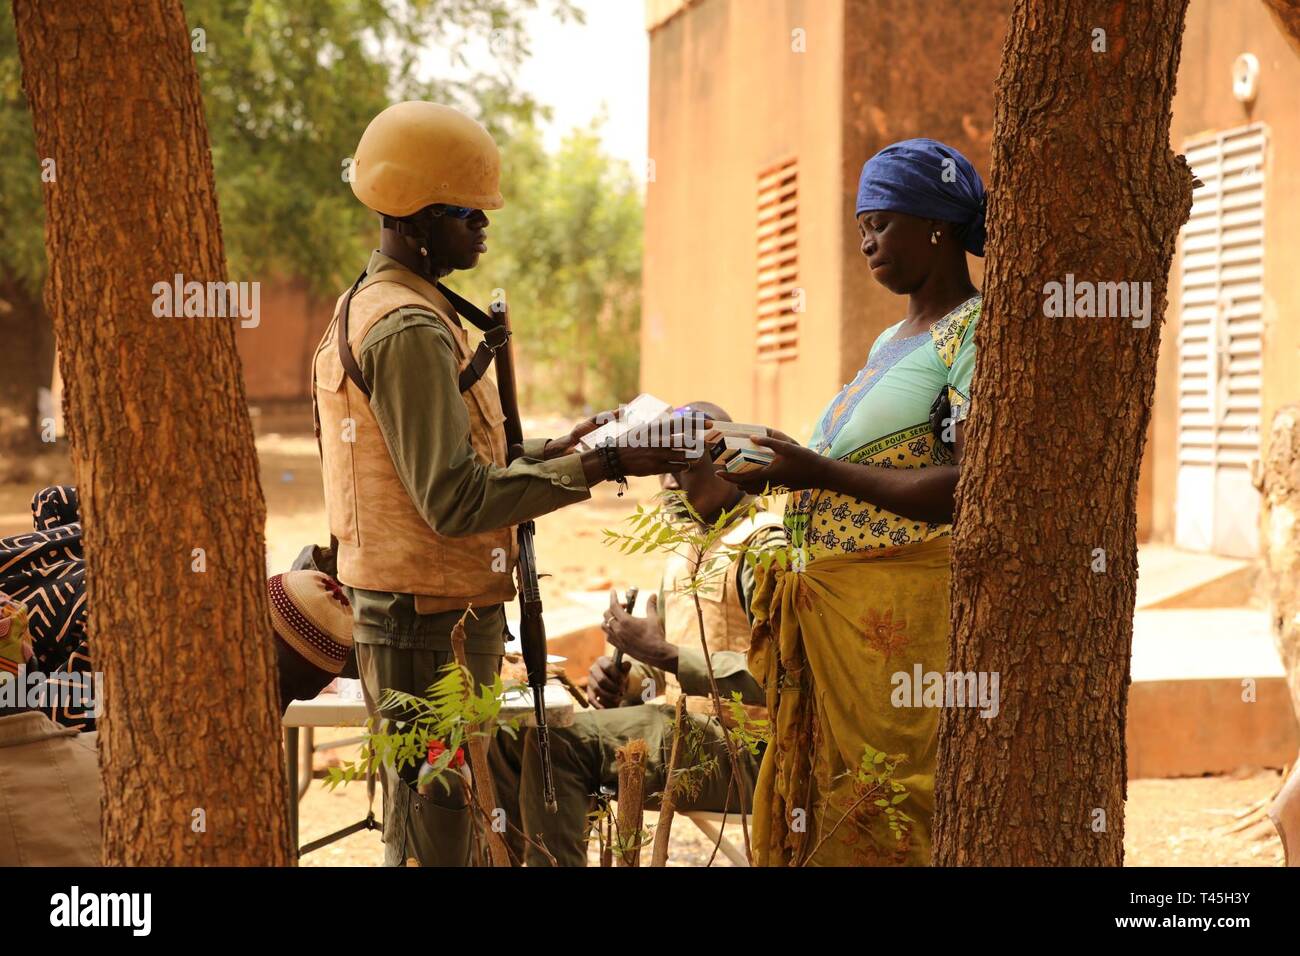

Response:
(350, 101), (504, 217)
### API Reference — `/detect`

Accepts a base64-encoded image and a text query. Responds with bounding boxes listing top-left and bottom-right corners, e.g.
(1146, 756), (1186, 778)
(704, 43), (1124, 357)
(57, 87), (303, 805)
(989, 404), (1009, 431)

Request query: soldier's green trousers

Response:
(513, 702), (763, 867)
(356, 642), (506, 867)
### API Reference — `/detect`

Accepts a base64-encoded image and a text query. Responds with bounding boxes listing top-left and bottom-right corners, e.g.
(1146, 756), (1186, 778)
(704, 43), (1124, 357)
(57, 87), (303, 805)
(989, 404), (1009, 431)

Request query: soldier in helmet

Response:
(313, 101), (689, 866)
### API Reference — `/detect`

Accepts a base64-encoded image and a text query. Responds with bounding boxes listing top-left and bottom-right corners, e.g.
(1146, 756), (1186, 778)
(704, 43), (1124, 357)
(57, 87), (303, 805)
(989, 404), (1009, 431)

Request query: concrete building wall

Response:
(1148, 0), (1300, 545)
(643, 0), (1007, 440)
(644, 0), (1295, 555)
(838, 0), (1008, 384)
(642, 0), (846, 438)
(235, 278), (333, 403)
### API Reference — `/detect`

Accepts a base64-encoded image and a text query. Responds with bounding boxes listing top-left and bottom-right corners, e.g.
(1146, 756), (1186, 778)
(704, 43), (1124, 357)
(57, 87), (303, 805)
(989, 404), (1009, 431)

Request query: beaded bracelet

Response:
(598, 443), (628, 497)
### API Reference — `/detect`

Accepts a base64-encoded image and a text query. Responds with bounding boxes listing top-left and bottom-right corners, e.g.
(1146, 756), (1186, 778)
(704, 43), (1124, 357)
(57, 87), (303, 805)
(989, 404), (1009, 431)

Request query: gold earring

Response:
(930, 231), (941, 245)
(419, 246), (428, 257)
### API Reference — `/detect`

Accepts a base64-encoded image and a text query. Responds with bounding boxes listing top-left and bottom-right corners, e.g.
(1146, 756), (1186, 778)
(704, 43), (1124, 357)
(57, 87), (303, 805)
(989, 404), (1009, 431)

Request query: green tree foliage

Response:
(326, 660), (519, 795)
(0, 14), (43, 292)
(460, 119), (643, 413)
(0, 0), (578, 296)
(183, 0), (583, 294)
(3, 0), (641, 418)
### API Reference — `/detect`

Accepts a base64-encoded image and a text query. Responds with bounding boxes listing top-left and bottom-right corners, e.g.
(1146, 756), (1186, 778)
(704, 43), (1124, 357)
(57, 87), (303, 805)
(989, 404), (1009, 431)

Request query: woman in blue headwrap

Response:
(720, 138), (985, 866)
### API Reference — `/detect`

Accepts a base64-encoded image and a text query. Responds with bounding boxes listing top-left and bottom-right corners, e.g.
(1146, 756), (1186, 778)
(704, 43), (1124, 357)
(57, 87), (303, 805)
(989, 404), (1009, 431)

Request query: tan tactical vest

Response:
(312, 266), (518, 613)
(658, 509), (783, 720)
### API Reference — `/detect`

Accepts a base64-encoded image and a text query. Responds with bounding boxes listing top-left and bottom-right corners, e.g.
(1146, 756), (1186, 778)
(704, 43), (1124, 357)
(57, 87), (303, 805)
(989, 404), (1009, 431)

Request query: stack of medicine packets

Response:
(706, 423), (775, 474)
(577, 393), (673, 451)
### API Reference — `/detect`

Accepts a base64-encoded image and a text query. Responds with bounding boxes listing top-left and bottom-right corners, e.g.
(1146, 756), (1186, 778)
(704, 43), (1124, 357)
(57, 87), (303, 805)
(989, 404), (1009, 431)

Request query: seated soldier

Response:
(515, 402), (784, 866)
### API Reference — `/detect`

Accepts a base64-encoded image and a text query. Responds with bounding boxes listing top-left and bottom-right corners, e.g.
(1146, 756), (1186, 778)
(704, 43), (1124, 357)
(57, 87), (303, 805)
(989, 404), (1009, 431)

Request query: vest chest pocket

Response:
(464, 375), (508, 467)
(314, 345), (361, 546)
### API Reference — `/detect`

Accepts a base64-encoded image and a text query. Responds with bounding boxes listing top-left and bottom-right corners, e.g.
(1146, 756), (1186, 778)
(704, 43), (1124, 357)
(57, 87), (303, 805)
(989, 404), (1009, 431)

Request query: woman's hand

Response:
(716, 433), (827, 494)
(763, 426), (800, 445)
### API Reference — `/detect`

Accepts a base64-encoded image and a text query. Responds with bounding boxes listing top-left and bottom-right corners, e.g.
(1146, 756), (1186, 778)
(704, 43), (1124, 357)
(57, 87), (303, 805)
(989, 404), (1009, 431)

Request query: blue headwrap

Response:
(855, 138), (987, 257)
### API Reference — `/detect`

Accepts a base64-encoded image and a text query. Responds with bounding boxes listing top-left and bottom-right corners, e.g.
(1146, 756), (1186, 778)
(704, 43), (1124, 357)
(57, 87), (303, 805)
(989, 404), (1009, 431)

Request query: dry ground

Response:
(1, 410), (1288, 866)
(295, 730), (1285, 867)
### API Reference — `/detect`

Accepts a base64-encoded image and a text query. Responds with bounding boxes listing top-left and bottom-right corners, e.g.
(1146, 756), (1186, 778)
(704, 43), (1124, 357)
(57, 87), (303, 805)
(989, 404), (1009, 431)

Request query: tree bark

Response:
(615, 739), (647, 867)
(12, 0), (292, 865)
(933, 0), (1194, 866)
(1261, 405), (1300, 720)
(1263, 0), (1300, 53)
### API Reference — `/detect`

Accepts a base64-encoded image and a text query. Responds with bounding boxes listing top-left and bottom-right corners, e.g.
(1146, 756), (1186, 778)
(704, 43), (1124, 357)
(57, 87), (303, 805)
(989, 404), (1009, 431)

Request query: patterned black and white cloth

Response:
(0, 486), (92, 731)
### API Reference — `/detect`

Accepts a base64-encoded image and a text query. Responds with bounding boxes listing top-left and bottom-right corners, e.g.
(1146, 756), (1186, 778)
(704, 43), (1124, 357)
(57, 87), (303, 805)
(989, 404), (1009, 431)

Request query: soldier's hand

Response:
(543, 413), (606, 459)
(603, 592), (677, 673)
(614, 413), (708, 477)
(587, 654), (631, 710)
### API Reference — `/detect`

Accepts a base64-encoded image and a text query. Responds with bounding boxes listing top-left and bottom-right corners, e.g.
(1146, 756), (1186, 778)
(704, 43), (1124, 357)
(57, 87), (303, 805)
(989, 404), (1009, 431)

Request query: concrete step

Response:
(1129, 608), (1298, 777)
(1136, 544), (1257, 610)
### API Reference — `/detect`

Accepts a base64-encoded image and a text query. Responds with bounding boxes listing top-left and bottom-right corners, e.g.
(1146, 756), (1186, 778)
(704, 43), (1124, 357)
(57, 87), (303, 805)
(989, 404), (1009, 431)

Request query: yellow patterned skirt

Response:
(748, 536), (951, 866)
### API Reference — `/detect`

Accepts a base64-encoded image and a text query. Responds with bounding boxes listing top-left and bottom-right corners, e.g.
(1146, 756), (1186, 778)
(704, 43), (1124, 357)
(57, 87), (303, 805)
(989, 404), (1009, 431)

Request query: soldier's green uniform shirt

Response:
(342, 251), (590, 654)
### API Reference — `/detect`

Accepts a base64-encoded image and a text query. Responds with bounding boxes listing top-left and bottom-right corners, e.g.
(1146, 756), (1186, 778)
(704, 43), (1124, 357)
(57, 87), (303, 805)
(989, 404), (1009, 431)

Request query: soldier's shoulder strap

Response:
(434, 281), (512, 395)
(335, 268), (509, 399)
(336, 269), (371, 399)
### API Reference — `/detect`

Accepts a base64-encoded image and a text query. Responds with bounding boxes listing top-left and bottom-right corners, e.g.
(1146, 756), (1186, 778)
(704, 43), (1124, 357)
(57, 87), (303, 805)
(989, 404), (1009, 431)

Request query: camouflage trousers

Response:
(356, 642), (518, 866)
(507, 702), (762, 867)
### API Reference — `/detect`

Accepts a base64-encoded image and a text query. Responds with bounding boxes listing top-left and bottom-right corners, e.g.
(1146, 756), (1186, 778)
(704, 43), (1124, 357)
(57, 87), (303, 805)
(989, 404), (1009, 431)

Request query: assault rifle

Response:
(439, 285), (560, 815)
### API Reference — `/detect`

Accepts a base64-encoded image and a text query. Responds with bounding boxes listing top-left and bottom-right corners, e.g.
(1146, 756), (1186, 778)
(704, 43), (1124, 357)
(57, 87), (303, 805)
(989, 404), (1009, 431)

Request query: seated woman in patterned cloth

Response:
(0, 486), (356, 730)
(0, 486), (93, 731)
(721, 138), (985, 866)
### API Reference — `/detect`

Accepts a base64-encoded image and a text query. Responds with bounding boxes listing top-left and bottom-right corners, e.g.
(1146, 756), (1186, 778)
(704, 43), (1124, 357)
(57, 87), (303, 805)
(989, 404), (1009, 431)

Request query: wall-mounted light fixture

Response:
(1232, 53), (1260, 104)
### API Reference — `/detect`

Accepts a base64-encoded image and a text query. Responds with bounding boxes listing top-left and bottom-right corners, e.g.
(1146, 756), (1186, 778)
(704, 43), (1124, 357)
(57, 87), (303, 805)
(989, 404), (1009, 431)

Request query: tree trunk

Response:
(12, 0), (292, 866)
(1263, 0), (1300, 53)
(1261, 405), (1300, 720)
(933, 0), (1194, 866)
(1261, 405), (1300, 865)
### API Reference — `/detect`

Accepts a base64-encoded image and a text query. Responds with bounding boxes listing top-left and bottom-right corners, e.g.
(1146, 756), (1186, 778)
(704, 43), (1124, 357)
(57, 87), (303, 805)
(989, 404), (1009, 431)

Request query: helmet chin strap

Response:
(382, 213), (443, 278)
